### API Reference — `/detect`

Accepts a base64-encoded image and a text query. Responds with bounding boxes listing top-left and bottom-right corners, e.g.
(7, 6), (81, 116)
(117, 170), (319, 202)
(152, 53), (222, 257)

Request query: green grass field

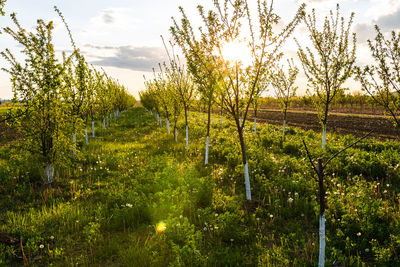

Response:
(0, 107), (399, 266)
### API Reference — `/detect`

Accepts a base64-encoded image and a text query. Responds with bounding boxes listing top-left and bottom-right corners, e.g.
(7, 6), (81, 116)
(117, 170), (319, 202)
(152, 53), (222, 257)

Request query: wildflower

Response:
(215, 213), (219, 217)
(203, 227), (207, 231)
(269, 214), (274, 218)
(230, 239), (234, 242)
(288, 197), (294, 203)
(256, 217), (260, 221)
(357, 232), (361, 236)
(125, 203), (133, 208)
(365, 248), (370, 252)
(179, 215), (183, 219)
(39, 244), (44, 249)
(50, 235), (54, 240)
(214, 226), (219, 230)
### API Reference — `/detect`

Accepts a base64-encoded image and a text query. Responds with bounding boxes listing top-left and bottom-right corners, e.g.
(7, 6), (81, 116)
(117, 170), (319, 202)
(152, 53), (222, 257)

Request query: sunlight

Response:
(156, 221), (166, 233)
(220, 40), (252, 66)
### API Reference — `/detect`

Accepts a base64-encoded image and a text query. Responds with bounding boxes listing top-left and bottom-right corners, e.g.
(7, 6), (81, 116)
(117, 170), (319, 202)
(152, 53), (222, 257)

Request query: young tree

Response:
(162, 36), (196, 148)
(171, 8), (220, 165)
(270, 59), (298, 140)
(1, 15), (74, 183)
(303, 131), (370, 267)
(296, 4), (356, 150)
(355, 26), (400, 128)
(172, 0), (305, 200)
(153, 67), (172, 134)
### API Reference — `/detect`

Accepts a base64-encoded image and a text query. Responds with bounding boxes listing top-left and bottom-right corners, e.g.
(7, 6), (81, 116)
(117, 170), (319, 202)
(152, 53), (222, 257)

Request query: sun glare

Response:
(220, 40), (252, 66)
(156, 221), (166, 233)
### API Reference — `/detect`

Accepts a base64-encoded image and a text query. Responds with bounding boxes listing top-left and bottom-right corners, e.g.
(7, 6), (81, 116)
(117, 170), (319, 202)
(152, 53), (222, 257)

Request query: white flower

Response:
(357, 232), (361, 236)
(365, 248), (370, 252)
(125, 203), (133, 208)
(288, 197), (294, 203)
(230, 239), (234, 242)
(39, 244), (44, 249)
(50, 235), (54, 240)
(269, 214), (274, 218)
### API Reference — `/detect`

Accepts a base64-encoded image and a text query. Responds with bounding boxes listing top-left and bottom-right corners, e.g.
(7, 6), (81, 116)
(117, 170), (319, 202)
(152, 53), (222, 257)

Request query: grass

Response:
(0, 107), (399, 266)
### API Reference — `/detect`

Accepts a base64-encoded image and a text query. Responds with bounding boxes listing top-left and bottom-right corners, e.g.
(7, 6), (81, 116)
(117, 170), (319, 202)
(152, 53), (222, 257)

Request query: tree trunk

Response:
(205, 101), (211, 165)
(317, 159), (326, 267)
(254, 108), (257, 134)
(238, 126), (251, 201)
(185, 107), (189, 149)
(220, 109), (223, 128)
(282, 109), (287, 141)
(322, 123), (327, 150)
(166, 116), (170, 134)
(92, 120), (95, 137)
(44, 163), (54, 184)
(85, 127), (88, 145)
(73, 133), (77, 157)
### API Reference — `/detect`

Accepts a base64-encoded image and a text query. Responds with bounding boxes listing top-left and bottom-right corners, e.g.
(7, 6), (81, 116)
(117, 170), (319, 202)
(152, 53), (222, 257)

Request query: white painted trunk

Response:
(244, 163), (252, 200)
(175, 128), (177, 142)
(102, 118), (105, 130)
(73, 134), (77, 157)
(205, 135), (209, 165)
(85, 127), (88, 145)
(92, 120), (95, 137)
(239, 116), (242, 127)
(318, 212), (326, 267)
(166, 118), (170, 134)
(44, 163), (54, 184)
(322, 124), (327, 150)
(282, 120), (286, 139)
(254, 117), (257, 134)
(186, 125), (189, 149)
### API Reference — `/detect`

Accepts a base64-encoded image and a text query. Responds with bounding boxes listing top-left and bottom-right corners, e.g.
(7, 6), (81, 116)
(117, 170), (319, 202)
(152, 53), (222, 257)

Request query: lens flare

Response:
(156, 221), (166, 233)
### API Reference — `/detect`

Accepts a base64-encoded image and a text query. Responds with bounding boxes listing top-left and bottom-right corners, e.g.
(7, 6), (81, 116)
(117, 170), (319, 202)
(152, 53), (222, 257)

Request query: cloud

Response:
(354, 22), (375, 44)
(374, 9), (400, 31)
(86, 45), (168, 72)
(101, 10), (115, 24)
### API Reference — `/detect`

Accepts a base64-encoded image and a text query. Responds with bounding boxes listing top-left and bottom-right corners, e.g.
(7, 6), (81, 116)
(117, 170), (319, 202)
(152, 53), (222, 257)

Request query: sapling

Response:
(161, 36), (196, 148)
(355, 26), (400, 128)
(271, 59), (298, 141)
(296, 4), (356, 150)
(2, 14), (75, 183)
(303, 131), (371, 267)
(172, 0), (305, 200)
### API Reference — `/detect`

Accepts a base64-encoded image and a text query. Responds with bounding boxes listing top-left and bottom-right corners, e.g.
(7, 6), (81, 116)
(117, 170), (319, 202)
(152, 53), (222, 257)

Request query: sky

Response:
(0, 0), (399, 99)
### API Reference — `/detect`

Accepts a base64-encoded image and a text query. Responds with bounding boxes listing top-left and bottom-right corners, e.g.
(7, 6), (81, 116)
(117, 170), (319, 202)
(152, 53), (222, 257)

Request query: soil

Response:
(251, 108), (399, 140)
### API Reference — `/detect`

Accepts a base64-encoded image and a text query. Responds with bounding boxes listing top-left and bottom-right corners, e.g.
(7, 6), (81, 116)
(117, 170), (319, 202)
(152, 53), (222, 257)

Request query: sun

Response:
(220, 40), (252, 66)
